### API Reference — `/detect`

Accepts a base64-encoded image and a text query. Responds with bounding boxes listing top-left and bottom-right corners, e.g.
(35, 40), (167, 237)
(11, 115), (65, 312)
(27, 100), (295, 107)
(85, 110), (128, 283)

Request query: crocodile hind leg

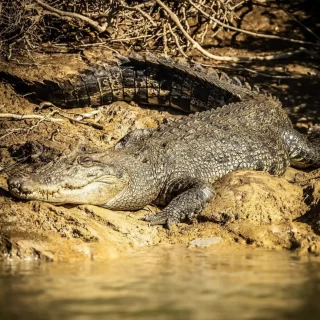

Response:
(141, 180), (214, 228)
(283, 127), (320, 168)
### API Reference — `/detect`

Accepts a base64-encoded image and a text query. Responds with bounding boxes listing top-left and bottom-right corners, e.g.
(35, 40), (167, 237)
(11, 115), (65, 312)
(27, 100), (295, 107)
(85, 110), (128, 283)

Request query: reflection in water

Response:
(0, 246), (320, 320)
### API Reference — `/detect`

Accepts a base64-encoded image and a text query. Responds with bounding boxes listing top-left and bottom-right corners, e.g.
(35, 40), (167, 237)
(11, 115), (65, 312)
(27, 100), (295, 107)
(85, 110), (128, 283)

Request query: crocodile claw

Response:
(140, 211), (180, 229)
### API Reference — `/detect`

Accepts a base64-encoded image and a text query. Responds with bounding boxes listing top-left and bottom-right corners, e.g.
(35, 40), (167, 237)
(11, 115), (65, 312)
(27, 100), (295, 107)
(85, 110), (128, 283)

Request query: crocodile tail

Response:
(47, 52), (253, 111)
(0, 53), (260, 112)
(0, 71), (68, 107)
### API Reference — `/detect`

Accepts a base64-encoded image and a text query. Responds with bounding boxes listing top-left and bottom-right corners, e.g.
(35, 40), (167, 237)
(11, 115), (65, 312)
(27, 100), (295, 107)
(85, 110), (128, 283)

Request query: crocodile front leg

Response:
(141, 180), (214, 228)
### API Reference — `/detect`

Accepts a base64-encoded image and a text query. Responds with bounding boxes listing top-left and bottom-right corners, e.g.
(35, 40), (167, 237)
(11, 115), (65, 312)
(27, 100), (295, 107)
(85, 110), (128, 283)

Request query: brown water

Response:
(0, 246), (320, 320)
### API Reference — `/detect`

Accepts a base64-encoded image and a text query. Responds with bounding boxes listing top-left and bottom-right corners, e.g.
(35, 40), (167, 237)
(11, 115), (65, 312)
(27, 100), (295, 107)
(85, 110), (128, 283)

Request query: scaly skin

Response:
(0, 52), (260, 112)
(8, 96), (320, 228)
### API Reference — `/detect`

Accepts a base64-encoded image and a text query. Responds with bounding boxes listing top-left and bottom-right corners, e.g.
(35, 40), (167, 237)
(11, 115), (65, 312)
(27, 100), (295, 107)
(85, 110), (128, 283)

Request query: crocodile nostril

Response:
(8, 175), (31, 194)
(8, 176), (20, 189)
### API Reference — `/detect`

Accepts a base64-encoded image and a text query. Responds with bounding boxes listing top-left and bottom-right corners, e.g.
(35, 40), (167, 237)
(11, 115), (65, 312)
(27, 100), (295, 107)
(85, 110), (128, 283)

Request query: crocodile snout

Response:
(8, 175), (33, 197)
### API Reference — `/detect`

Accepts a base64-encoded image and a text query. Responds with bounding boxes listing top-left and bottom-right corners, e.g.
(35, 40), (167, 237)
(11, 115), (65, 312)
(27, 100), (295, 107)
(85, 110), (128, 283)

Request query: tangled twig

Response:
(0, 112), (63, 122)
(34, 0), (110, 33)
(155, 0), (315, 62)
(187, 0), (318, 46)
(0, 0), (319, 62)
(0, 108), (104, 134)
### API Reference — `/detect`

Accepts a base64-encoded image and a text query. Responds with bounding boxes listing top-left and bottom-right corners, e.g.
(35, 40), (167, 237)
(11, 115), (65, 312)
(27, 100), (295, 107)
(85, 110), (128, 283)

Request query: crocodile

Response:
(7, 78), (320, 227)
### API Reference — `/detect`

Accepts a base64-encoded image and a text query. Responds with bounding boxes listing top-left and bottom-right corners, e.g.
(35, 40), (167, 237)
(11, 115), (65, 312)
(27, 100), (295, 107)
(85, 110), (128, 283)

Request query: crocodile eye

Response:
(78, 156), (94, 167)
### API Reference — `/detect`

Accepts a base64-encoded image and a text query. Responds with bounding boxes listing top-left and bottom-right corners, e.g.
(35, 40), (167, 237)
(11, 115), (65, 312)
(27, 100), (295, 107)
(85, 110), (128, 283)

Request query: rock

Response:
(189, 237), (222, 248)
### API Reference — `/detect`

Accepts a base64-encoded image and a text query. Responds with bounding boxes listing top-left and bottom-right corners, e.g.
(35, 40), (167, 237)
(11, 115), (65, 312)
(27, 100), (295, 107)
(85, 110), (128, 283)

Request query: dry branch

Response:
(34, 0), (110, 33)
(52, 110), (104, 130)
(155, 0), (315, 62)
(121, 5), (157, 27)
(0, 113), (63, 122)
(0, 0), (318, 62)
(0, 109), (104, 130)
(187, 0), (318, 46)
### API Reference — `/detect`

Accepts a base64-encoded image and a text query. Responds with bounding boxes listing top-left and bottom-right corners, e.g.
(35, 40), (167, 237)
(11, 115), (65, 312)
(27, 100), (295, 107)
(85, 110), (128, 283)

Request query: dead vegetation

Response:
(0, 0), (319, 62)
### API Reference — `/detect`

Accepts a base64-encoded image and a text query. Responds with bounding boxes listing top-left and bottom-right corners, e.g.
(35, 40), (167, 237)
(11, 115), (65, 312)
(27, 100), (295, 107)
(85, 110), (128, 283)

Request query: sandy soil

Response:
(0, 1), (320, 261)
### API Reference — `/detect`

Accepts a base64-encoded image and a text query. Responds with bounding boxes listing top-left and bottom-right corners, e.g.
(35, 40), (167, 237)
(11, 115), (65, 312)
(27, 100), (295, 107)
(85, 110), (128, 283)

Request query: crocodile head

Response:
(7, 150), (128, 206)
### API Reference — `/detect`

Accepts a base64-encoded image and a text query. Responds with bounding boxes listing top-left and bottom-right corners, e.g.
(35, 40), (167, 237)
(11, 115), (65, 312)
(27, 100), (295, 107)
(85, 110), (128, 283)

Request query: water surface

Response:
(0, 246), (320, 320)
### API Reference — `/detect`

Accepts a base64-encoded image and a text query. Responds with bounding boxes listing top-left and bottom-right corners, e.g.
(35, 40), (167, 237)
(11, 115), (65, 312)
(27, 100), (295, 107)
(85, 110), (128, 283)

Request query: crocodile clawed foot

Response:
(140, 211), (179, 229)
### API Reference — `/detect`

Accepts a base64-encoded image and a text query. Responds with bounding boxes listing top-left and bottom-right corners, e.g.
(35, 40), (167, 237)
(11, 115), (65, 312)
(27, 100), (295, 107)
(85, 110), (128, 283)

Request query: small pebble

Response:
(189, 237), (222, 248)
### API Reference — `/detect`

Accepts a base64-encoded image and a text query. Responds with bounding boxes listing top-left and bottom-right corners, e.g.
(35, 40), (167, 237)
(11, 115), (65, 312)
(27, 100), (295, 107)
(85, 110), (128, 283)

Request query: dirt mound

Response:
(1, 166), (320, 261)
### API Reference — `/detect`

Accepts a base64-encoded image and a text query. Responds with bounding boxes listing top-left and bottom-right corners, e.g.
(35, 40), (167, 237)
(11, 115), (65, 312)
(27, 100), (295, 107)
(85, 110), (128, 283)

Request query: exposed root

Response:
(0, 112), (64, 122)
(0, 108), (104, 142)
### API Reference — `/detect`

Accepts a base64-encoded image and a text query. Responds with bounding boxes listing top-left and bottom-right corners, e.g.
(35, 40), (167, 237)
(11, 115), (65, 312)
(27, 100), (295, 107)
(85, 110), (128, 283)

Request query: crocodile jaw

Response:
(8, 174), (127, 206)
